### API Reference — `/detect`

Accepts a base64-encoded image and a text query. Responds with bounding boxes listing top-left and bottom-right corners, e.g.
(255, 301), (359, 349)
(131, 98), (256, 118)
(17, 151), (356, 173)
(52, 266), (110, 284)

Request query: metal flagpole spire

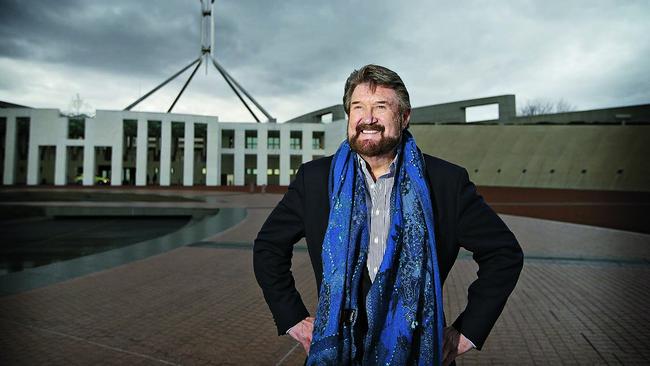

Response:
(124, 57), (201, 111)
(123, 0), (276, 122)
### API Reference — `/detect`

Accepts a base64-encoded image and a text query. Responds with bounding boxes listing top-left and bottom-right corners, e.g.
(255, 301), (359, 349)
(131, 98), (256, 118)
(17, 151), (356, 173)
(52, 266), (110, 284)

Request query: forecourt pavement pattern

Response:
(0, 190), (648, 365)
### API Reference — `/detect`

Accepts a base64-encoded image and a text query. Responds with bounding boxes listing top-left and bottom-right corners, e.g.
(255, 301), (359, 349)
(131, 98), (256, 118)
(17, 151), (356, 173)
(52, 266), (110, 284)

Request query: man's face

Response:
(347, 83), (409, 158)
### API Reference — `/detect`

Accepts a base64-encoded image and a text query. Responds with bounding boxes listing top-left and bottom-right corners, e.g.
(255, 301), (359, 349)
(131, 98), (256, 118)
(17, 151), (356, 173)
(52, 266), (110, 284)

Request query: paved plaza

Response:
(1, 189), (649, 365)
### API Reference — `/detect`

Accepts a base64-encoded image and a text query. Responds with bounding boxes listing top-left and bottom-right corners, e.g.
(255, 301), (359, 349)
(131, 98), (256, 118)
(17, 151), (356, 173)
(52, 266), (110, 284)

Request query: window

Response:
(245, 136), (257, 149)
(268, 131), (280, 149)
(125, 135), (136, 148)
(68, 117), (85, 139)
(245, 130), (258, 149)
(221, 129), (234, 148)
(123, 119), (137, 148)
(312, 131), (324, 149)
(147, 120), (161, 162)
(320, 112), (333, 123)
(290, 131), (302, 150)
(194, 124), (207, 151)
(268, 137), (280, 149)
(465, 104), (499, 123)
(194, 137), (205, 150)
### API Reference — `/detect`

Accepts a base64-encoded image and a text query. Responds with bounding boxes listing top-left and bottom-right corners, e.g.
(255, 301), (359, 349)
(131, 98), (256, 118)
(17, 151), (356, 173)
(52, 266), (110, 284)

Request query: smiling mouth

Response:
(356, 124), (384, 136)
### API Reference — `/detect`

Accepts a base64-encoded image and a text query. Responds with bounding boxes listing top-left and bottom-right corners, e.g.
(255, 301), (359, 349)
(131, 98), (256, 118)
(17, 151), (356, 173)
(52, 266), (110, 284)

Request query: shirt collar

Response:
(356, 150), (399, 181)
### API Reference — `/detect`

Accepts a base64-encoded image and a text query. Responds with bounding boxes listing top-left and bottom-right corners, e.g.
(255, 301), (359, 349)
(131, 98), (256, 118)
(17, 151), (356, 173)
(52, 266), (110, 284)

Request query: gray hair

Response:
(343, 64), (411, 115)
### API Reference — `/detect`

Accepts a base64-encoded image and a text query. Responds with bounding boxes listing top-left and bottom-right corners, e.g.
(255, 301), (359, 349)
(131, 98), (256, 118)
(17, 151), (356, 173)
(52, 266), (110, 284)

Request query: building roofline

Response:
(0, 100), (32, 109)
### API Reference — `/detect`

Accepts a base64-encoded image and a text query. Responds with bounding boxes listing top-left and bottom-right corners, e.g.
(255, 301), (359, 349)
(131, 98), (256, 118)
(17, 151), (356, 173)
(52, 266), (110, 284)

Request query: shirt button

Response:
(375, 209), (380, 216)
(370, 183), (376, 189)
(373, 267), (378, 274)
(373, 237), (379, 244)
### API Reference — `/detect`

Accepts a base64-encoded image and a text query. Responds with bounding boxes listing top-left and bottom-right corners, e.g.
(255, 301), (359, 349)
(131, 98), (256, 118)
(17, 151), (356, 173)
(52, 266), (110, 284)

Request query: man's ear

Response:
(402, 109), (411, 129)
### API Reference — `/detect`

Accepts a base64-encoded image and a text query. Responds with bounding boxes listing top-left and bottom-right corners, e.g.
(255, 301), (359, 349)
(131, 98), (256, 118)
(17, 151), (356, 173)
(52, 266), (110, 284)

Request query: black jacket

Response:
(253, 154), (523, 350)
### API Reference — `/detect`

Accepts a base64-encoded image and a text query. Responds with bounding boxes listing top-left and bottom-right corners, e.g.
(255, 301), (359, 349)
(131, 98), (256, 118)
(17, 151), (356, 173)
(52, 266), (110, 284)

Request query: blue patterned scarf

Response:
(307, 130), (444, 365)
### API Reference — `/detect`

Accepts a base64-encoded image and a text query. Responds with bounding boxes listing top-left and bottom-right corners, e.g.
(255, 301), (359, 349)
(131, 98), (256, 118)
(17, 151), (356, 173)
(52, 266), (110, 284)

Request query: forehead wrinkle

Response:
(351, 84), (398, 108)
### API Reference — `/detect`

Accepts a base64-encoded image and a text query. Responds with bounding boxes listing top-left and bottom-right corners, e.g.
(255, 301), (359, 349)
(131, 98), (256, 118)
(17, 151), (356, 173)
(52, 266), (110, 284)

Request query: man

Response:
(254, 64), (523, 365)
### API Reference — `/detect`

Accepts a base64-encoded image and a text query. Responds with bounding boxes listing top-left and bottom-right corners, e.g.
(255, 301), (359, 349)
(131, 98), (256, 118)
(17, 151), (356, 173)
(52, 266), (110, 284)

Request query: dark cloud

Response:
(0, 0), (648, 120)
(210, 1), (404, 95)
(0, 0), (198, 76)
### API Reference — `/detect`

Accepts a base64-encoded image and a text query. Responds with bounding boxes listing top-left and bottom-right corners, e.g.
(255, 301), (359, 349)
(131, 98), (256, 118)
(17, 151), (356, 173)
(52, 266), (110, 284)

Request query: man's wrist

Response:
(462, 333), (477, 349)
(451, 320), (480, 350)
(285, 320), (302, 335)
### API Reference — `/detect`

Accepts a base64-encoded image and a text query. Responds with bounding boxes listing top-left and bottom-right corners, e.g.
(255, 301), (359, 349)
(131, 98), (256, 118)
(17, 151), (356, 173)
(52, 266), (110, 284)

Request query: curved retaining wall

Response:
(410, 124), (650, 192)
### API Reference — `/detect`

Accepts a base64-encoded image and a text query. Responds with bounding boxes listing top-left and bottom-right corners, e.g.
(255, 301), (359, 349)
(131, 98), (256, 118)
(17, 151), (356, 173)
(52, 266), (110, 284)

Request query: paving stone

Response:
(0, 190), (648, 365)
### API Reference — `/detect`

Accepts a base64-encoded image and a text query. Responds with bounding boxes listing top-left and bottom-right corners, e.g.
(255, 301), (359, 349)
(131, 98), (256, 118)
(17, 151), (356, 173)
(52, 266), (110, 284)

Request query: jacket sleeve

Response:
(253, 165), (310, 335)
(451, 168), (524, 350)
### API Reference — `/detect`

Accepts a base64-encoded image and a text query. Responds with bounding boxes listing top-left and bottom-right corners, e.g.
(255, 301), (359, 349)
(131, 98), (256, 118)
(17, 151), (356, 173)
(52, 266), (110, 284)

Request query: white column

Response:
(234, 128), (245, 185)
(206, 122), (219, 186)
(183, 122), (194, 186)
(3, 116), (16, 185)
(279, 128), (290, 185)
(26, 142), (38, 185)
(82, 144), (94, 186)
(54, 144), (66, 185)
(135, 119), (147, 186)
(111, 118), (124, 186)
(302, 125), (312, 163)
(257, 128), (268, 185)
(111, 144), (122, 186)
(160, 119), (171, 186)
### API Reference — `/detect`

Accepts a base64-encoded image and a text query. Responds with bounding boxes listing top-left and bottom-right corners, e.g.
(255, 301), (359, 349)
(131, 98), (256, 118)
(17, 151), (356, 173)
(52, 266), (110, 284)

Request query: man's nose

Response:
(361, 111), (378, 124)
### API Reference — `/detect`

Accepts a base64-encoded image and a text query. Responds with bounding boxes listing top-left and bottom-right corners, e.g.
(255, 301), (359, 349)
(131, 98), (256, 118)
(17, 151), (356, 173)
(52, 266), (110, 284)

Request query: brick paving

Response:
(0, 190), (649, 365)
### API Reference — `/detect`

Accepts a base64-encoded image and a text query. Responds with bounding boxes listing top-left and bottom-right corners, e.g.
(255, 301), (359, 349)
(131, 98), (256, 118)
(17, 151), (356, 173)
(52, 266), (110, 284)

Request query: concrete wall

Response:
(512, 104), (650, 125)
(287, 96), (517, 125)
(2, 100), (648, 191)
(218, 121), (325, 185)
(285, 104), (346, 124)
(410, 124), (650, 191)
(0, 108), (220, 186)
(0, 108), (325, 187)
(410, 95), (516, 124)
(319, 100), (650, 192)
(324, 119), (347, 152)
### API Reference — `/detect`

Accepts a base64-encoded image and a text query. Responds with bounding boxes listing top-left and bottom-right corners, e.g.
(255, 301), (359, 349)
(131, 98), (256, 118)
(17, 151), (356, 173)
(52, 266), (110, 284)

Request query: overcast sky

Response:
(1, 0), (648, 122)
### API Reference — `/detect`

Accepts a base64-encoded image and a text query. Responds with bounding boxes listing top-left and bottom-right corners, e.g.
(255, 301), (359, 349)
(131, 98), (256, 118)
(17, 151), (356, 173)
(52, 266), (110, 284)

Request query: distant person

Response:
(254, 64), (523, 365)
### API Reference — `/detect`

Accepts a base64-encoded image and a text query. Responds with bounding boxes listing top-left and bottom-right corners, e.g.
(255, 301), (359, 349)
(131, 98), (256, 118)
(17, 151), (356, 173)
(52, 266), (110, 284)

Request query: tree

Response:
(554, 98), (575, 113)
(519, 98), (576, 116)
(63, 93), (95, 118)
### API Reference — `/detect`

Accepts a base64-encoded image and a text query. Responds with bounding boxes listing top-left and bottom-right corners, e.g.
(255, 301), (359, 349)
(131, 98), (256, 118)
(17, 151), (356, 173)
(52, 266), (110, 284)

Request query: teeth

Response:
(362, 130), (379, 134)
